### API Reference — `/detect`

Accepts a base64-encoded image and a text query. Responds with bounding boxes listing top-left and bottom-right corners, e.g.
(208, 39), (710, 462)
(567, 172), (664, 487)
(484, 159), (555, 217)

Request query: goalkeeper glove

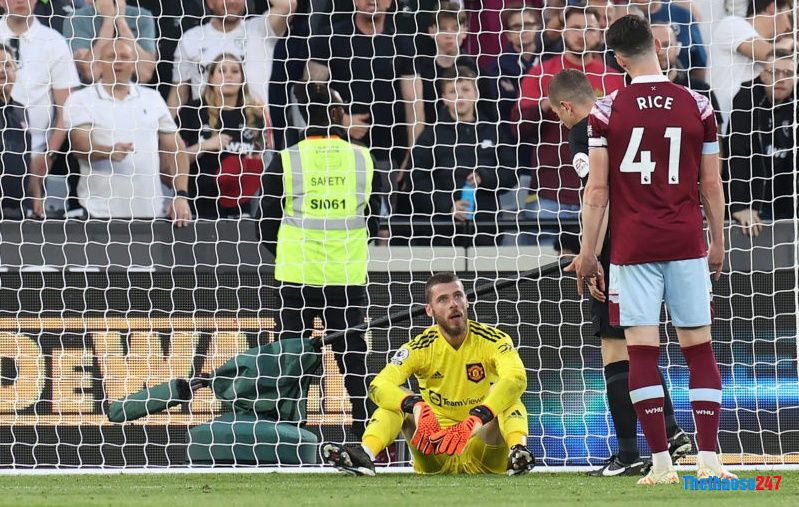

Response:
(431, 405), (495, 456)
(401, 395), (441, 455)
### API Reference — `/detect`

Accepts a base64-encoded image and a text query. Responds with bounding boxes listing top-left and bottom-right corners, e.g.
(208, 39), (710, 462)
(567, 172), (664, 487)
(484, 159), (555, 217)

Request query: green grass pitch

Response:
(0, 472), (797, 507)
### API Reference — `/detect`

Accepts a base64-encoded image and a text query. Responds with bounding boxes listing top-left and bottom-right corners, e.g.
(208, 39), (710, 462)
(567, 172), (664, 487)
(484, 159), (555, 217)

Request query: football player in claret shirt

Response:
(548, 69), (690, 477)
(566, 16), (732, 485)
(322, 273), (534, 476)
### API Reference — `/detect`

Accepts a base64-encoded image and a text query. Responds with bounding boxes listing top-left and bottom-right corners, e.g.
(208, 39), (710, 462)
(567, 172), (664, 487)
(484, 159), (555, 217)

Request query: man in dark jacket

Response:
(727, 49), (797, 236)
(0, 43), (30, 219)
(408, 67), (518, 246)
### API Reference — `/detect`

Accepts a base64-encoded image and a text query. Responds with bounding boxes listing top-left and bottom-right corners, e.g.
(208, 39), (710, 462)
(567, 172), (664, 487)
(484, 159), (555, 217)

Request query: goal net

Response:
(0, 1), (795, 469)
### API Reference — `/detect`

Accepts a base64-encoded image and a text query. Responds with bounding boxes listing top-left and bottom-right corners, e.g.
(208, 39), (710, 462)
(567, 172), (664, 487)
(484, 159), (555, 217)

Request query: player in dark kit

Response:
(548, 69), (690, 477)
(566, 16), (732, 485)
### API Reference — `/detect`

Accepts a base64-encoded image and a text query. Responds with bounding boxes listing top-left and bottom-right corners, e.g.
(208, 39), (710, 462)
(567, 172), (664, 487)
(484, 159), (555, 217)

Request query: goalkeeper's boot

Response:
(321, 443), (375, 476)
(696, 453), (737, 480)
(642, 429), (693, 474)
(507, 444), (535, 475)
(637, 465), (679, 485)
(587, 455), (644, 477)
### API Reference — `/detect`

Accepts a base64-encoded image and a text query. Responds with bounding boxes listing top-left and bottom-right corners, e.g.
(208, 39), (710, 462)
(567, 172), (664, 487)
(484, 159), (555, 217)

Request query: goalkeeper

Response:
(323, 272), (534, 475)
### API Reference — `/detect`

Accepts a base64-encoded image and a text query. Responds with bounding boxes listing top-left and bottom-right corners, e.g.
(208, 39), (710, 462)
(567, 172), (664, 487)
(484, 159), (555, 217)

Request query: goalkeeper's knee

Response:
(362, 407), (405, 456)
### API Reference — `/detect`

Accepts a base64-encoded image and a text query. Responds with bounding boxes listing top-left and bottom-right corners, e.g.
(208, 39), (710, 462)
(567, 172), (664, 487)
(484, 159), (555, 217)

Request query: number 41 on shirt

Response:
(621, 127), (682, 185)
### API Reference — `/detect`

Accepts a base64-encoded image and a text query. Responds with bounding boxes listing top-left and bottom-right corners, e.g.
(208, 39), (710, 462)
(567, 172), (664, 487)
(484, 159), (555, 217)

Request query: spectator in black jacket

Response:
(0, 43), (30, 219)
(728, 50), (797, 236)
(307, 0), (423, 167)
(407, 67), (518, 246)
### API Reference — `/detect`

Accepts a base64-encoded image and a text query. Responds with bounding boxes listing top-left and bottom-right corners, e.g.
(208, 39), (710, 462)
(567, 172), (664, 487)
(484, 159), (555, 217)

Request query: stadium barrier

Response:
(0, 219), (794, 271)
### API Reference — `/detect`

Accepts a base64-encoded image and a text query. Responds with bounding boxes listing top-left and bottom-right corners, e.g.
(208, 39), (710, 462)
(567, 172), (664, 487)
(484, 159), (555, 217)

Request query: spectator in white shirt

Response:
(64, 38), (191, 224)
(0, 0), (80, 218)
(708, 0), (792, 132)
(167, 0), (296, 116)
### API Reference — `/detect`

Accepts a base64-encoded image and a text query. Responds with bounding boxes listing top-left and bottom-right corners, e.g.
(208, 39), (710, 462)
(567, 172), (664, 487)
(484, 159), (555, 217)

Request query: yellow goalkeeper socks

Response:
(498, 401), (529, 447)
(361, 407), (404, 458)
(506, 431), (527, 449)
(362, 436), (382, 459)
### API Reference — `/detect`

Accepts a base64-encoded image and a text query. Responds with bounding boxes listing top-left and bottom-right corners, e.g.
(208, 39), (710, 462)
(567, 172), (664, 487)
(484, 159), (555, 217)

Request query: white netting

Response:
(0, 0), (794, 469)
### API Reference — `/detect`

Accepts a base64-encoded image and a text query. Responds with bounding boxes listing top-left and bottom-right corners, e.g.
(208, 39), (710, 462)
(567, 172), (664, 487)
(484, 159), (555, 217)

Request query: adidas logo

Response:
(695, 409), (716, 416)
(644, 407), (664, 415)
(509, 409), (524, 418)
(431, 371), (444, 379)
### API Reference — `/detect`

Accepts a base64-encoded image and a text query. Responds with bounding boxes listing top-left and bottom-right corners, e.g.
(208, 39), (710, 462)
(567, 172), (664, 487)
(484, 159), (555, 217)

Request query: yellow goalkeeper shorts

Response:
(409, 437), (509, 475)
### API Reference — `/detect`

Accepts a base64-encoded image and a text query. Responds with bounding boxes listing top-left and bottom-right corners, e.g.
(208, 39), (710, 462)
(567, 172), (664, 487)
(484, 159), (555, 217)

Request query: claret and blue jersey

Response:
(587, 74), (719, 266)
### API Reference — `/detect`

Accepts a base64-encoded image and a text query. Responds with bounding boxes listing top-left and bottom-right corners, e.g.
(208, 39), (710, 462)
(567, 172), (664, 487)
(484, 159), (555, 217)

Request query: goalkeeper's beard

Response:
(434, 312), (468, 338)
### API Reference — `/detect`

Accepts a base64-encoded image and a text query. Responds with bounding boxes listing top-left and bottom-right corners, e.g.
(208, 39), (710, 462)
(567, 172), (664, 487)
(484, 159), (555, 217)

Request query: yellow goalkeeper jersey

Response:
(368, 321), (527, 427)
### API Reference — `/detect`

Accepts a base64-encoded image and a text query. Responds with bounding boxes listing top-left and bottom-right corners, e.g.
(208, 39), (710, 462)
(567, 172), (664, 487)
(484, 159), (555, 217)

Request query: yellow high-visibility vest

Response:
(275, 136), (373, 286)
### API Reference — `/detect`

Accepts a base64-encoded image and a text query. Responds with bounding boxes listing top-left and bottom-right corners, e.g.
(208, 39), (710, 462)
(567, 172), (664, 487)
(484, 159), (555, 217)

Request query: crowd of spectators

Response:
(0, 0), (794, 246)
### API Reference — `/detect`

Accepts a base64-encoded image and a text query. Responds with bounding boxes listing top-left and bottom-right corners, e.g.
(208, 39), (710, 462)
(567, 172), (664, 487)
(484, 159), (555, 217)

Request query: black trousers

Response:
(278, 284), (369, 438)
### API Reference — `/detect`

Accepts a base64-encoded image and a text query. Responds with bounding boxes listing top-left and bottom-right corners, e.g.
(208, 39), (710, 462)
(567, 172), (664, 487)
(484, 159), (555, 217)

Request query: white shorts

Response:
(608, 257), (713, 328)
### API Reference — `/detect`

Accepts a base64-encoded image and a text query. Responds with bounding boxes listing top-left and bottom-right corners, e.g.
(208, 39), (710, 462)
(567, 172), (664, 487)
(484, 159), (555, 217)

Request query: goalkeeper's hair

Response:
(606, 15), (655, 59)
(425, 272), (461, 303)
(548, 69), (596, 107)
